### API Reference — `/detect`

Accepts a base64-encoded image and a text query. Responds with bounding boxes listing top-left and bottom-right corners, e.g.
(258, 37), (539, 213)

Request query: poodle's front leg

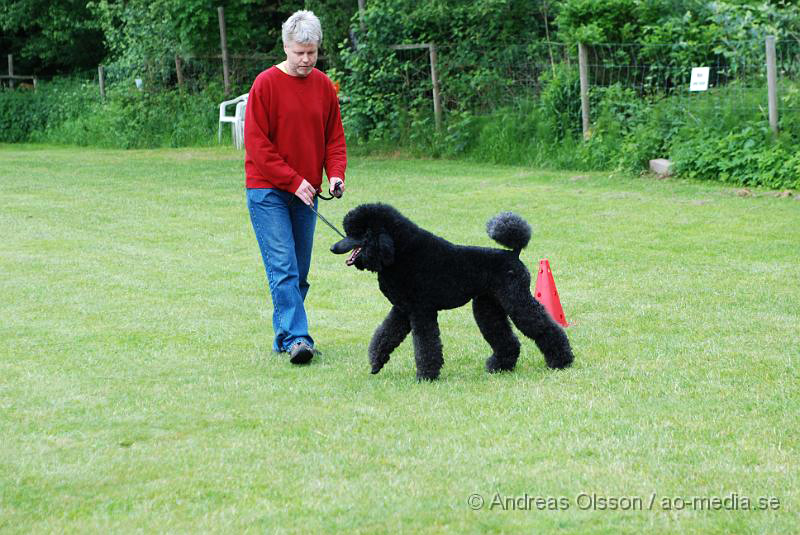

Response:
(409, 311), (444, 381)
(368, 306), (410, 374)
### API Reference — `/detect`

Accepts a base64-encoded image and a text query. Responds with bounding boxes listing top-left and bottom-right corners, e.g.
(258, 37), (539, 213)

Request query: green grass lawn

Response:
(1, 145), (798, 533)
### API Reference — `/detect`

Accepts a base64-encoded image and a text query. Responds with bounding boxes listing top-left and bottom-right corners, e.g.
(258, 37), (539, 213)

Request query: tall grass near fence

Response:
(0, 77), (243, 149)
(33, 84), (225, 149)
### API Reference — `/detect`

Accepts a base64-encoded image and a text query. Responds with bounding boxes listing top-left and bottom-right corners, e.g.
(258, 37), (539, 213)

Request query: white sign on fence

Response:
(689, 67), (710, 91)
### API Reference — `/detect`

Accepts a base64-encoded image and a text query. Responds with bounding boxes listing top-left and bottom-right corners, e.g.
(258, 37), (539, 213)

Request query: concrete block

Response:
(649, 158), (673, 177)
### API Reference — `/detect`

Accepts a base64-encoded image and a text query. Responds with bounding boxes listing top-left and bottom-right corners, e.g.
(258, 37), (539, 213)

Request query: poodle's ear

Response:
(378, 232), (394, 266)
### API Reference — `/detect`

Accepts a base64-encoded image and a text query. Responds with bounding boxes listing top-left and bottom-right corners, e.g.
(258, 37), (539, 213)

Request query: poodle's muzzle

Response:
(330, 237), (363, 266)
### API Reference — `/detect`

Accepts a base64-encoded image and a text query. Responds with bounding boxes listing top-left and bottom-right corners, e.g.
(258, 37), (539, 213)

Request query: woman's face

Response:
(283, 40), (318, 77)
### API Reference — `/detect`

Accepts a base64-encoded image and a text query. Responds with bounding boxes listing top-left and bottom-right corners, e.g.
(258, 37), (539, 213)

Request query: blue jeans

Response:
(247, 188), (317, 352)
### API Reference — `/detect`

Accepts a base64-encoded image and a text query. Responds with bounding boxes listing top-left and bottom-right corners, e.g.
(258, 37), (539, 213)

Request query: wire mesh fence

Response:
(28, 37), (798, 139)
(432, 42), (574, 113)
(98, 53), (339, 95)
(582, 40), (800, 116)
(396, 38), (800, 128)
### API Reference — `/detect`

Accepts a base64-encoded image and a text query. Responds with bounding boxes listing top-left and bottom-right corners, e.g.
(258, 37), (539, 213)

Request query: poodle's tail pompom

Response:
(486, 212), (531, 252)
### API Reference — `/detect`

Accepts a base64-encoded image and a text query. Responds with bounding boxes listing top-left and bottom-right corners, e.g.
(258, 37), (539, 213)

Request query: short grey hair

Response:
(282, 10), (322, 46)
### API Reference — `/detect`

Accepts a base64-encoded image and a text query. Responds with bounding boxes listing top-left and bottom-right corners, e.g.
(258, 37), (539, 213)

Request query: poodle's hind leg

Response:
(498, 285), (574, 369)
(472, 295), (520, 373)
(409, 311), (444, 381)
(368, 306), (411, 374)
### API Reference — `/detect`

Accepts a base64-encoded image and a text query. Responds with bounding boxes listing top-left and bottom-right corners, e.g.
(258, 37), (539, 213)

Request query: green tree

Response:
(86, 0), (353, 85)
(0, 0), (106, 75)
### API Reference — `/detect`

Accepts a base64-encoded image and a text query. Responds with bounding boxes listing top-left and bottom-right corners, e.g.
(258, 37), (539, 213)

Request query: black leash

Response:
(309, 202), (346, 239)
(308, 182), (346, 239)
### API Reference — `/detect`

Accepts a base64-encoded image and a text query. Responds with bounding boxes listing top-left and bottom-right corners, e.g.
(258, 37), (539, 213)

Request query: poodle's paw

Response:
(545, 349), (574, 369)
(485, 354), (516, 373)
(415, 369), (440, 381)
(369, 353), (390, 374)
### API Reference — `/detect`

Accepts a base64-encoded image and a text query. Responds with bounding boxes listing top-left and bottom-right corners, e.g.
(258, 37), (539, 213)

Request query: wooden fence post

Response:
(390, 43), (443, 133)
(578, 43), (590, 140)
(7, 54), (14, 90)
(429, 43), (442, 133)
(98, 65), (105, 101)
(358, 0), (366, 33)
(218, 6), (231, 95)
(175, 54), (184, 89)
(765, 35), (779, 135)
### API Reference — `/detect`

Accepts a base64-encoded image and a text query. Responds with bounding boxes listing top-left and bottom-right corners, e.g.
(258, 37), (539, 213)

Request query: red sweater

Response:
(244, 66), (347, 192)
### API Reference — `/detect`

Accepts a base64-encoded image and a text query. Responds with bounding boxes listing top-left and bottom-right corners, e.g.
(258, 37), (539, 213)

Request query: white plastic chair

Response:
(218, 93), (248, 149)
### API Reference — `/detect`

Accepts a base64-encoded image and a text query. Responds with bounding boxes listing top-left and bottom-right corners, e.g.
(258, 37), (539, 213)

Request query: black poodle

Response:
(331, 203), (574, 380)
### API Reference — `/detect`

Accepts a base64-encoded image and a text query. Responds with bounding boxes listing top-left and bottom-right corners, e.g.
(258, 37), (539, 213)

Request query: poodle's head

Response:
(330, 203), (401, 272)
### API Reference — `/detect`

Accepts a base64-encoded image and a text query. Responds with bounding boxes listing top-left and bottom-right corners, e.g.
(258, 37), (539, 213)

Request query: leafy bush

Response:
(0, 89), (46, 143)
(339, 0), (557, 142)
(0, 77), (97, 142)
(555, 0), (642, 44)
(671, 124), (799, 189)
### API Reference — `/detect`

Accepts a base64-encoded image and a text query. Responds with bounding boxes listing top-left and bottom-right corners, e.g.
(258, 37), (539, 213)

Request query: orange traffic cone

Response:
(534, 259), (569, 327)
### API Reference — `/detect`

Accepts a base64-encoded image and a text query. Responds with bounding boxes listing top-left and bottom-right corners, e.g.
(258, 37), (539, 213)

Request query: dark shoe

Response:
(289, 341), (314, 365)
